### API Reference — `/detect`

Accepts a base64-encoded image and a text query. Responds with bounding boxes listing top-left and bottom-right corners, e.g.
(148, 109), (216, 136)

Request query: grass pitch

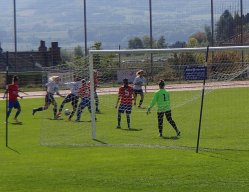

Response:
(1, 87), (249, 192)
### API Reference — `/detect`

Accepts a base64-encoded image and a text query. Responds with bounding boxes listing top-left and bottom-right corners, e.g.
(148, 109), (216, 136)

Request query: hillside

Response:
(1, 0), (245, 50)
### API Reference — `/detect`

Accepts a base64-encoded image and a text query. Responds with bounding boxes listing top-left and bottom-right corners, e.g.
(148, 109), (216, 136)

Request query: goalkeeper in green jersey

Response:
(147, 80), (180, 137)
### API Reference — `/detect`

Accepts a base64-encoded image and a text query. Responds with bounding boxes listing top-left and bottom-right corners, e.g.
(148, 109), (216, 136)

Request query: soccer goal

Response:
(41, 46), (249, 151)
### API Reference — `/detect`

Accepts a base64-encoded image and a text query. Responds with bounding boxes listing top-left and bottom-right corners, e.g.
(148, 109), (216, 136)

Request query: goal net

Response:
(40, 46), (249, 151)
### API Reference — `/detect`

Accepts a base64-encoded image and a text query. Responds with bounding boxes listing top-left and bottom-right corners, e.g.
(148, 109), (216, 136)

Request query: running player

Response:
(32, 76), (64, 119)
(3, 76), (23, 123)
(56, 75), (81, 120)
(115, 78), (134, 129)
(133, 69), (146, 107)
(147, 80), (180, 137)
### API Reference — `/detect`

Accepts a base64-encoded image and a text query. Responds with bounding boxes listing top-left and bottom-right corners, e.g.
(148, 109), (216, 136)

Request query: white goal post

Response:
(89, 45), (249, 140)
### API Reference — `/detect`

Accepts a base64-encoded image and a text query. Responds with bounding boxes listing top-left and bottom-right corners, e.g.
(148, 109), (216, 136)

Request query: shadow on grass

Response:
(161, 136), (180, 140)
(93, 139), (108, 144)
(118, 128), (143, 131)
(34, 117), (94, 123)
(9, 122), (23, 125)
(74, 120), (92, 123)
(7, 146), (21, 154)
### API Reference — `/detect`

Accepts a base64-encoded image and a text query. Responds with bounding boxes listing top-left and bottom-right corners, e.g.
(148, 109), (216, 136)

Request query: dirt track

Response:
(0, 80), (249, 100)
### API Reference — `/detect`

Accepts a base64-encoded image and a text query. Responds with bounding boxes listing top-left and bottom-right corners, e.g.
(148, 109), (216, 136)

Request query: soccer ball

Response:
(64, 109), (71, 116)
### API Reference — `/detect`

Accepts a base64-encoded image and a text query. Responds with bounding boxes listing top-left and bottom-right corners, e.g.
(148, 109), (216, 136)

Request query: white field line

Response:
(0, 80), (249, 100)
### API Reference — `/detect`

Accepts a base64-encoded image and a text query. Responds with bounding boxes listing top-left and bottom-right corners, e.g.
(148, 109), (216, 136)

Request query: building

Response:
(0, 40), (61, 72)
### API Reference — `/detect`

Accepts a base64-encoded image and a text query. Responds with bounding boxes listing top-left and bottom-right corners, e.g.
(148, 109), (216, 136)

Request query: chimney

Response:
(38, 40), (47, 52)
(50, 42), (61, 65)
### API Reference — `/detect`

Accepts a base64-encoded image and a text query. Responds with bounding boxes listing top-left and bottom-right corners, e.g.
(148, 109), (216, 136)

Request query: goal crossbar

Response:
(89, 45), (249, 55)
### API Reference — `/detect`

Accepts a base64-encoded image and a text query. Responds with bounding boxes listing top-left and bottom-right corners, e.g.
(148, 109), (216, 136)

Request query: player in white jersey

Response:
(56, 75), (81, 120)
(133, 70), (147, 107)
(32, 76), (64, 119)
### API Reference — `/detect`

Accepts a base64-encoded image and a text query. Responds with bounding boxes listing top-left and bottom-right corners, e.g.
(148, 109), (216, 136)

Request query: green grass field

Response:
(1, 87), (249, 192)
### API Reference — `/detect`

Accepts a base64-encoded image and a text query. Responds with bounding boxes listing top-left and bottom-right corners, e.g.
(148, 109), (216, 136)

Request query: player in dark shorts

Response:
(133, 70), (146, 107)
(147, 80), (180, 137)
(56, 76), (81, 120)
(3, 76), (23, 123)
(115, 78), (134, 129)
(32, 76), (64, 119)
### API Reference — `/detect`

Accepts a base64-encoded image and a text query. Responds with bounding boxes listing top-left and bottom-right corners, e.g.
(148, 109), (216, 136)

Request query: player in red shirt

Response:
(3, 76), (23, 123)
(76, 79), (91, 121)
(115, 78), (134, 129)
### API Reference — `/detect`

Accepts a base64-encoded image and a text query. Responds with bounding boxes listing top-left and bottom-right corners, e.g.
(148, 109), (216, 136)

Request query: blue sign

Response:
(184, 66), (207, 80)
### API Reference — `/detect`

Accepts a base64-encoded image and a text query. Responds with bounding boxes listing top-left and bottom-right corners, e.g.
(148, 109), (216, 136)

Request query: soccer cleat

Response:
(177, 131), (181, 136)
(32, 109), (36, 116)
(75, 119), (80, 122)
(159, 133), (163, 137)
(96, 109), (101, 114)
(116, 125), (121, 129)
(56, 112), (61, 118)
(14, 118), (21, 123)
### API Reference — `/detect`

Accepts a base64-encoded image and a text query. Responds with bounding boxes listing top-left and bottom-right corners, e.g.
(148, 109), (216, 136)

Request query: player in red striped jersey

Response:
(75, 79), (91, 122)
(115, 78), (134, 129)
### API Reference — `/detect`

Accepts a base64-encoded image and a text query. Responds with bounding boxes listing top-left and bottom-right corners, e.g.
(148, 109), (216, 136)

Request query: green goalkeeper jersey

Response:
(149, 89), (171, 112)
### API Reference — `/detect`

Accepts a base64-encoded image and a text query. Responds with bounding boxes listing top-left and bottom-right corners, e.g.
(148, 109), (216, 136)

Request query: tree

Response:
(74, 45), (83, 57)
(142, 35), (151, 48)
(190, 32), (207, 46)
(245, 13), (249, 24)
(128, 37), (144, 49)
(91, 41), (102, 50)
(90, 41), (102, 69)
(187, 37), (198, 47)
(157, 36), (167, 48)
(216, 10), (235, 42)
(204, 25), (212, 45)
(61, 49), (72, 62)
(170, 41), (186, 48)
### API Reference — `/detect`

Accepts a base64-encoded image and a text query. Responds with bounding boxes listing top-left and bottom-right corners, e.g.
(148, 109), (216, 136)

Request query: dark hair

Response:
(123, 78), (128, 84)
(13, 75), (19, 82)
(159, 80), (165, 87)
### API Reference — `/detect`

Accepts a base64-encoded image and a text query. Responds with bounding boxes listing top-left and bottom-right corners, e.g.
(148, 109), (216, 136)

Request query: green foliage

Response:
(60, 48), (74, 63)
(168, 52), (205, 66)
(211, 51), (242, 63)
(216, 10), (235, 42)
(128, 35), (167, 49)
(190, 32), (208, 46)
(128, 37), (144, 49)
(91, 41), (102, 50)
(187, 37), (198, 47)
(157, 36), (167, 48)
(170, 41), (186, 48)
(74, 45), (84, 57)
(204, 25), (212, 45)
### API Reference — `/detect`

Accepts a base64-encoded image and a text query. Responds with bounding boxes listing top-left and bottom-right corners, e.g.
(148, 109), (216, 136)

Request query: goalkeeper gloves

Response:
(146, 107), (151, 115)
